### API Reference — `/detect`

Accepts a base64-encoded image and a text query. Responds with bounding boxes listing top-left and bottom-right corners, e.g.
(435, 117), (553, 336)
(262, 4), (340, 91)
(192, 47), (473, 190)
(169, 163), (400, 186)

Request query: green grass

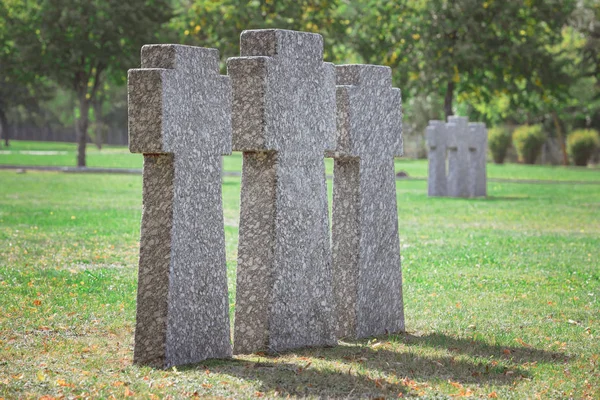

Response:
(2, 140), (599, 182)
(0, 142), (599, 399)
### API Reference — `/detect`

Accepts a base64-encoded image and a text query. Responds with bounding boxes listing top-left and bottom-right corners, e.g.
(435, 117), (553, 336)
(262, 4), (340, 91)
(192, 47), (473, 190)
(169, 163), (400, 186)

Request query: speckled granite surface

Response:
(469, 122), (488, 197)
(447, 116), (472, 198)
(329, 64), (404, 339)
(128, 44), (232, 368)
(426, 120), (448, 197)
(228, 29), (337, 354)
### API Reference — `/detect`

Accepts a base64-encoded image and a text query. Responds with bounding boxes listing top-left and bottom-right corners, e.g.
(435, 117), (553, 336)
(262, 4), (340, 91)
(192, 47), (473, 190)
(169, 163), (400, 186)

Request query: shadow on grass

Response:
(182, 332), (568, 398)
(395, 333), (568, 364)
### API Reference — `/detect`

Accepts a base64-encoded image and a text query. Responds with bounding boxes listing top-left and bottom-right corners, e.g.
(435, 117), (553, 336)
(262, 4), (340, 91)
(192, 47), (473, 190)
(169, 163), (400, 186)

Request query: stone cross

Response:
(329, 65), (404, 339)
(227, 29), (336, 354)
(469, 122), (488, 197)
(426, 120), (448, 197)
(128, 44), (232, 368)
(446, 116), (472, 198)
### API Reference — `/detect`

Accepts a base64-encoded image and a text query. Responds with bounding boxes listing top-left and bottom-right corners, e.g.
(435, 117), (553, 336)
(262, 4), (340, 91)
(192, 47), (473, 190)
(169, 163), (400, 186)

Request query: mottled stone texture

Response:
(426, 120), (448, 197)
(427, 117), (487, 198)
(128, 44), (232, 368)
(469, 122), (488, 197)
(228, 29), (336, 354)
(330, 64), (404, 339)
(447, 116), (472, 198)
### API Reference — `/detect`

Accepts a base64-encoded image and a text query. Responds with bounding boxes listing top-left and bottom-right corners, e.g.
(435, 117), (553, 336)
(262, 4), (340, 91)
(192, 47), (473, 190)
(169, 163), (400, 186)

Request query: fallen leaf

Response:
(33, 300), (42, 306)
(449, 380), (463, 389)
(124, 387), (135, 396)
(201, 383), (212, 389)
(56, 378), (74, 388)
(488, 392), (498, 398)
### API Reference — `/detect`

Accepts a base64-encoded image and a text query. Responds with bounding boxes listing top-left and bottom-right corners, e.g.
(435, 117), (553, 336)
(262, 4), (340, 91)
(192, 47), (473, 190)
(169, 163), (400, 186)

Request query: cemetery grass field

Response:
(1, 141), (599, 399)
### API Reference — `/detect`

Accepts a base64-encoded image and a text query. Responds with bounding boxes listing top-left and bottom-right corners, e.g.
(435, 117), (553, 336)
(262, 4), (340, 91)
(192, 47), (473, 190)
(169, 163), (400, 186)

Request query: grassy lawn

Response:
(0, 141), (599, 398)
(2, 140), (599, 182)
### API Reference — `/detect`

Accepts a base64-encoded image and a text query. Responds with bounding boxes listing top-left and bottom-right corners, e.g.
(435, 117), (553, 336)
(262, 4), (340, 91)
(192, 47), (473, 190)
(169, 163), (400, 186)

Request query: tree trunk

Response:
(0, 107), (9, 147)
(552, 111), (569, 166)
(76, 95), (90, 167)
(444, 80), (454, 121)
(93, 100), (103, 150)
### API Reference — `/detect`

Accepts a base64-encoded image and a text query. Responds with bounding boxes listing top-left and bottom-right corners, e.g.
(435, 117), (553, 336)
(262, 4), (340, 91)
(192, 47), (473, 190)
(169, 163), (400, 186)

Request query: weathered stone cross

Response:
(469, 122), (488, 197)
(227, 29), (337, 353)
(426, 120), (448, 197)
(446, 116), (472, 198)
(329, 65), (404, 339)
(128, 44), (232, 368)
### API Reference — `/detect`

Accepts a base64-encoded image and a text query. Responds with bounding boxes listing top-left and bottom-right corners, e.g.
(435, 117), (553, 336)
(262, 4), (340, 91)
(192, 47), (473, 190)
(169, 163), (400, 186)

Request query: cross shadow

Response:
(177, 332), (567, 397)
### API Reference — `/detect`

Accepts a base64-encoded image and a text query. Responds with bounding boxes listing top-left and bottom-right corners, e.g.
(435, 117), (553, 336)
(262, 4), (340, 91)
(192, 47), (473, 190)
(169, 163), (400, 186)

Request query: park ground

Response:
(0, 141), (599, 399)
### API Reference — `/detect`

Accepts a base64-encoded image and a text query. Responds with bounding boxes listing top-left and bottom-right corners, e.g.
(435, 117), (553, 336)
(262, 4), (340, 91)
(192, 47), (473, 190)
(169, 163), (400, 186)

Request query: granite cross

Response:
(128, 44), (232, 368)
(426, 120), (448, 197)
(227, 29), (337, 354)
(469, 122), (488, 197)
(329, 64), (404, 339)
(446, 116), (473, 198)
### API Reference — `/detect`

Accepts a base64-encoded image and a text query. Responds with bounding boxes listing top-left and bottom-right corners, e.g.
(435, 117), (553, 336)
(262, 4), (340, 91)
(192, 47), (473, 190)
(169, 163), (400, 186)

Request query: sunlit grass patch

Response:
(0, 158), (599, 398)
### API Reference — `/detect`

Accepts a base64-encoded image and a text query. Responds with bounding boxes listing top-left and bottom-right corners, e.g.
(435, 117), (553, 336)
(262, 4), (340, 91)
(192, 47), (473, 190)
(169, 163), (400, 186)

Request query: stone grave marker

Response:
(128, 44), (232, 368)
(227, 29), (337, 354)
(469, 122), (488, 197)
(329, 64), (404, 339)
(426, 120), (448, 197)
(446, 116), (472, 198)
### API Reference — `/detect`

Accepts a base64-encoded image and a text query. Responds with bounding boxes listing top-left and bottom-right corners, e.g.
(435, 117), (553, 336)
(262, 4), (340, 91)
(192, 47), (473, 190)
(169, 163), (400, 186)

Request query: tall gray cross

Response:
(426, 120), (448, 197)
(128, 44), (232, 368)
(447, 116), (472, 198)
(329, 64), (404, 339)
(227, 29), (337, 354)
(469, 122), (488, 197)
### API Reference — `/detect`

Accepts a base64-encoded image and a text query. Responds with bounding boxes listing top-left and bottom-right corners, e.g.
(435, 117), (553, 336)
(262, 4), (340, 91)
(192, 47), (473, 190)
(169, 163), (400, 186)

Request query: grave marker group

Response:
(128, 30), (406, 367)
(426, 116), (488, 198)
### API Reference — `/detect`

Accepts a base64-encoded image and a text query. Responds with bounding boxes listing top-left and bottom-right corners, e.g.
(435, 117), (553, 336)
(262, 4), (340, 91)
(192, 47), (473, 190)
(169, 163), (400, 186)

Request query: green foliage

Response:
(487, 126), (512, 164)
(170, 0), (340, 63)
(566, 129), (600, 166)
(512, 124), (546, 164)
(339, 0), (576, 118)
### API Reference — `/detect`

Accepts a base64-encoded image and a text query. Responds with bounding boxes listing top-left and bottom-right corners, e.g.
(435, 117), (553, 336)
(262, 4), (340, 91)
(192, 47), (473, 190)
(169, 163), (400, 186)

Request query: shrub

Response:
(567, 129), (600, 166)
(512, 124), (545, 164)
(488, 126), (512, 164)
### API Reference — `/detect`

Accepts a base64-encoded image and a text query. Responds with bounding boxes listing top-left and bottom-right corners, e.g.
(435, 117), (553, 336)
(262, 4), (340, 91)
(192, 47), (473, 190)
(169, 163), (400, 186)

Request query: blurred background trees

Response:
(1, 0), (600, 165)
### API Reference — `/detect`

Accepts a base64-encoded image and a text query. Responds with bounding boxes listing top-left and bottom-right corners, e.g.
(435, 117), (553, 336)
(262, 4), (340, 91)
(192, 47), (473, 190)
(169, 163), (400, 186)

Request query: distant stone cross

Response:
(469, 122), (488, 197)
(128, 44), (232, 368)
(446, 116), (472, 198)
(227, 29), (337, 354)
(329, 65), (404, 338)
(426, 120), (448, 197)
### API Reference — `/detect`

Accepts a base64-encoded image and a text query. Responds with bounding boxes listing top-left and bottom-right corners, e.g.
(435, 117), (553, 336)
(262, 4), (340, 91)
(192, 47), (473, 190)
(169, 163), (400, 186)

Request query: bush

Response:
(512, 124), (545, 164)
(488, 126), (512, 164)
(567, 129), (600, 166)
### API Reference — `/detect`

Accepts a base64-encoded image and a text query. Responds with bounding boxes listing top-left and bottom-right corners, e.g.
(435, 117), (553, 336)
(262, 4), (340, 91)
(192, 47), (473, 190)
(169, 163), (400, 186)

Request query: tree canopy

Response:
(1, 0), (599, 164)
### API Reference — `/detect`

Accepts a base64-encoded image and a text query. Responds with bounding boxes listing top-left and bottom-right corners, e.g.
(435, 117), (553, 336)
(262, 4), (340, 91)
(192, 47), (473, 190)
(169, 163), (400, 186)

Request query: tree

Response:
(170, 0), (340, 63)
(0, 1), (53, 146)
(340, 0), (576, 120)
(4, 0), (172, 165)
